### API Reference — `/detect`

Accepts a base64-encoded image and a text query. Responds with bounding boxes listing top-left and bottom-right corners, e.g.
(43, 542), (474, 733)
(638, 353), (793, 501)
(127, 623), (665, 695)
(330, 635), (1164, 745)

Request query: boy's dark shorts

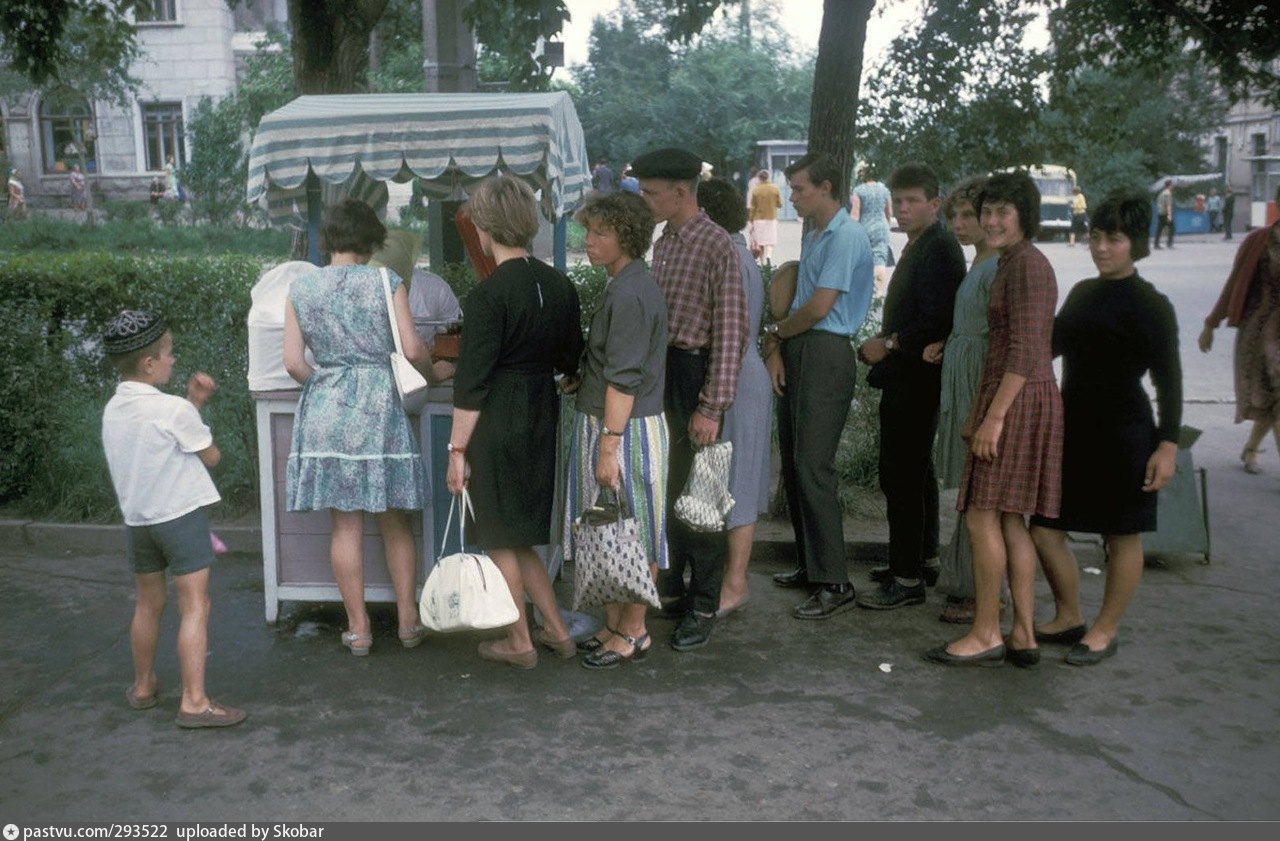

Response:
(126, 507), (216, 576)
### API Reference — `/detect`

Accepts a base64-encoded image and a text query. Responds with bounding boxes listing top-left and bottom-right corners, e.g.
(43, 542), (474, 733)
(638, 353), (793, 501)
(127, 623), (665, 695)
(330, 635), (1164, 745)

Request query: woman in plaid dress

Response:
(925, 172), (1063, 668)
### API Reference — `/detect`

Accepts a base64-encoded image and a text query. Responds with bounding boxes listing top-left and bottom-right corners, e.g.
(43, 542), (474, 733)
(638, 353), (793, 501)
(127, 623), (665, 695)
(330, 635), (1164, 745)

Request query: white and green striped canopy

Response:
(246, 92), (591, 224)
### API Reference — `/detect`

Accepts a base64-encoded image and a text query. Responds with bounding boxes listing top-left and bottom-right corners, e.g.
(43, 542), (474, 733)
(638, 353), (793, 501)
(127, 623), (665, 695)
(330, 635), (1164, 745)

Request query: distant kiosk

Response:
(752, 140), (808, 221)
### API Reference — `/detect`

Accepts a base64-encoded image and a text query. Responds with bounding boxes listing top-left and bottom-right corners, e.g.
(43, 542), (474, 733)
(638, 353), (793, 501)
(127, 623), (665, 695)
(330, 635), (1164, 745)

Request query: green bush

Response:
(0, 216), (290, 256)
(0, 252), (264, 520)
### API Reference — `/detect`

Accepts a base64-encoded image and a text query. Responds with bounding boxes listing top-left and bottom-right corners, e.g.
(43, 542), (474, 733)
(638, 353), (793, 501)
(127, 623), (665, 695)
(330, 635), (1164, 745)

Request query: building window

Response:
(141, 103), (185, 172)
(40, 97), (97, 174)
(1253, 133), (1267, 158)
(136, 0), (178, 23)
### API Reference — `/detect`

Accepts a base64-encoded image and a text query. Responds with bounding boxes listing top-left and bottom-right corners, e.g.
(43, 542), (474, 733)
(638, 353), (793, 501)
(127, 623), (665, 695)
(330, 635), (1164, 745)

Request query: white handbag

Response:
(379, 267), (429, 411)
(674, 441), (735, 532)
(418, 489), (520, 632)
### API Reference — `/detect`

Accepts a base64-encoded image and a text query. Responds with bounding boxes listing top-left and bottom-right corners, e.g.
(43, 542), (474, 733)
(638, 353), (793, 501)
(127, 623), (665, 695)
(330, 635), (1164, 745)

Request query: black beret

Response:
(104, 309), (168, 355)
(629, 148), (703, 181)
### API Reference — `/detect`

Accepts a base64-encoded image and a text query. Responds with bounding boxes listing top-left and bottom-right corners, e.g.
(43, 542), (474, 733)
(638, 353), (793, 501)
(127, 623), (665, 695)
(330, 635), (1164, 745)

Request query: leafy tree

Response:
(572, 0), (812, 176)
(1047, 0), (1280, 108)
(0, 0), (143, 100)
(1040, 54), (1227, 201)
(858, 0), (1050, 185)
(183, 96), (248, 224)
(466, 0), (571, 92)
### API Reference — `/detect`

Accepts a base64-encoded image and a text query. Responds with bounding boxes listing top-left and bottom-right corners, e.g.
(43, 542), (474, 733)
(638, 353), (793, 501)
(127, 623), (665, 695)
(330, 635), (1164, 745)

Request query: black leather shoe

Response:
(869, 564), (939, 587)
(669, 610), (716, 651)
(1005, 647), (1041, 668)
(856, 579), (926, 610)
(792, 584), (858, 620)
(1034, 624), (1087, 645)
(1064, 638), (1118, 666)
(772, 567), (811, 589)
(922, 643), (1006, 667)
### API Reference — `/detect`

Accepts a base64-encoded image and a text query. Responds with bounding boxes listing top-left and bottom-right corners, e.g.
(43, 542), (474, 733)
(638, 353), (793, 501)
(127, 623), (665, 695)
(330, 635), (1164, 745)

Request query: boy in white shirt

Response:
(101, 309), (246, 729)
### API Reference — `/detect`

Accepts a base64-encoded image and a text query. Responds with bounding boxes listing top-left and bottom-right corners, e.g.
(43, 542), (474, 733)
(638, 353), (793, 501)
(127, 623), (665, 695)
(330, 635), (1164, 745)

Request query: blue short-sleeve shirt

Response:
(791, 209), (875, 337)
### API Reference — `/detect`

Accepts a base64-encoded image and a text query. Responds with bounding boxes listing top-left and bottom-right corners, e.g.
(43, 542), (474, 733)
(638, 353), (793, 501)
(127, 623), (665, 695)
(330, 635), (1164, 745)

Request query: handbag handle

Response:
(437, 487), (476, 561)
(378, 267), (407, 357)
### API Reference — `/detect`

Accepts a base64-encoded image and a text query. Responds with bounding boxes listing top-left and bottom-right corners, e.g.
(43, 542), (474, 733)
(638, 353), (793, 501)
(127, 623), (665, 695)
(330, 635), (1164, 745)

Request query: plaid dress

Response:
(957, 240), (1063, 517)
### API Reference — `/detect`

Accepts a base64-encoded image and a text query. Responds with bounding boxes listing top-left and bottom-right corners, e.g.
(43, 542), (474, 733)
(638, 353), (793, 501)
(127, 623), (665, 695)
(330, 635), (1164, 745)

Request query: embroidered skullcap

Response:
(629, 148), (704, 181)
(104, 309), (168, 355)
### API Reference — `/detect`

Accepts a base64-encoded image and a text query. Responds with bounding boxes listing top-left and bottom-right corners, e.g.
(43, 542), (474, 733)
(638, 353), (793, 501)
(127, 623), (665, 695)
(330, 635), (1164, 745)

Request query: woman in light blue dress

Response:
(284, 199), (432, 656)
(925, 176), (998, 625)
(696, 178), (772, 618)
(850, 166), (893, 293)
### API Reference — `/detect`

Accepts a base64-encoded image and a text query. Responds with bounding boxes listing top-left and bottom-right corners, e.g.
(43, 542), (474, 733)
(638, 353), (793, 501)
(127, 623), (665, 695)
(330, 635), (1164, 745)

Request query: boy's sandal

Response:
(398, 624), (429, 649)
(341, 631), (373, 656)
(175, 701), (248, 730)
(125, 685), (159, 710)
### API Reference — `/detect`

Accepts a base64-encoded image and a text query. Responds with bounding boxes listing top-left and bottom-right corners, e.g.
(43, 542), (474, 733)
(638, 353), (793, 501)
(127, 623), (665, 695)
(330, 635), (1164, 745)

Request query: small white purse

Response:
(379, 267), (429, 410)
(418, 489), (520, 633)
(674, 441), (735, 532)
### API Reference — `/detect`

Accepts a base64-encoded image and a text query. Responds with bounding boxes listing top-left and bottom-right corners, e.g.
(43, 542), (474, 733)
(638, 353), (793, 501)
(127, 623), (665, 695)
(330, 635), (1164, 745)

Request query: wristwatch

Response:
(764, 322), (781, 337)
(446, 442), (466, 454)
(884, 334), (898, 352)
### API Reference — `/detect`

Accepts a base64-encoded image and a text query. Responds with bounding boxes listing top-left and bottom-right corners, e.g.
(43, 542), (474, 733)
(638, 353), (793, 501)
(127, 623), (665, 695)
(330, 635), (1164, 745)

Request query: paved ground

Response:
(2, 237), (1278, 821)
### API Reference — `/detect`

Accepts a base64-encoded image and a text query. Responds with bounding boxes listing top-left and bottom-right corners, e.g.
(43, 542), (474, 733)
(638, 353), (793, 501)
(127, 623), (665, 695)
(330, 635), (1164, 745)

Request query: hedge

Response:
(0, 252), (880, 522)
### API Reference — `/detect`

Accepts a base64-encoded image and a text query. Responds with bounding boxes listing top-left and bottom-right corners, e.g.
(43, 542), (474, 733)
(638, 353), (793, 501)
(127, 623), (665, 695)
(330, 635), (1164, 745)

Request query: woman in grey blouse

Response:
(561, 191), (671, 669)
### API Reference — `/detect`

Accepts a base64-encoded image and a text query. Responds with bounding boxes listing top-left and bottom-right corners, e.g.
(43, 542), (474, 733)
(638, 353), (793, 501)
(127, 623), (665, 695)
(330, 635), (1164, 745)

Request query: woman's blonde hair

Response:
(466, 176), (539, 248)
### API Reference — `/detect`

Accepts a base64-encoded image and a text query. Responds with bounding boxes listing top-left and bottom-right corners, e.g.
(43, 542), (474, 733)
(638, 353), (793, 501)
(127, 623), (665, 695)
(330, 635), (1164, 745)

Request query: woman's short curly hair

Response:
(466, 176), (540, 248)
(977, 171), (1041, 239)
(943, 175), (988, 220)
(575, 191), (656, 260)
(1090, 190), (1153, 261)
(697, 177), (748, 234)
(321, 199), (387, 257)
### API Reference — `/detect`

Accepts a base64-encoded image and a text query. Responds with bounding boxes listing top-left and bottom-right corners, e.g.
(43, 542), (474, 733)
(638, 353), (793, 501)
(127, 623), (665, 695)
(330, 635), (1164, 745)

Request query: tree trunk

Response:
(288, 0), (390, 95)
(808, 0), (875, 202)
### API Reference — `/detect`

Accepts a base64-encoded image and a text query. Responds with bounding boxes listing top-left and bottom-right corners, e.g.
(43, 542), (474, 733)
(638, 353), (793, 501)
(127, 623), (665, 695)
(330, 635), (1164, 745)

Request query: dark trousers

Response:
(777, 332), (857, 585)
(877, 381), (941, 580)
(1154, 215), (1175, 247)
(658, 348), (726, 615)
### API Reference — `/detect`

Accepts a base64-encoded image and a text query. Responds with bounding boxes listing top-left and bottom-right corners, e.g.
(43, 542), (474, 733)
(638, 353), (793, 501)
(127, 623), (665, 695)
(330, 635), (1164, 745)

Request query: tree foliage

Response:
(571, 0), (813, 177)
(0, 0), (144, 102)
(859, 0), (1050, 185)
(1048, 0), (1280, 108)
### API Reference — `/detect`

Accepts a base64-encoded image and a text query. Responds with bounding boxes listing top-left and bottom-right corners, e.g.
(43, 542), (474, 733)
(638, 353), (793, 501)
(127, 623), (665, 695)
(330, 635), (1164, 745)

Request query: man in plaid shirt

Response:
(631, 147), (749, 652)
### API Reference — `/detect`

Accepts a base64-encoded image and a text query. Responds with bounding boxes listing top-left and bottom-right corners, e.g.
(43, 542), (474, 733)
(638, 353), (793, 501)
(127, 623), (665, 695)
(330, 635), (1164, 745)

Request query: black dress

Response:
(1032, 274), (1182, 535)
(452, 257), (584, 548)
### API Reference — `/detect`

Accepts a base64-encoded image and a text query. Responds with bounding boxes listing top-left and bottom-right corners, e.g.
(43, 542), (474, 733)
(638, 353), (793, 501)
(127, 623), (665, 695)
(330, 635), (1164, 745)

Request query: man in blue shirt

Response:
(761, 152), (875, 619)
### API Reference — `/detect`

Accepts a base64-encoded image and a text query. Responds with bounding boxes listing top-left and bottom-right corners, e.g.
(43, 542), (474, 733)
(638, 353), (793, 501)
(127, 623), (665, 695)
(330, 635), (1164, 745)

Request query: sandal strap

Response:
(617, 631), (650, 650)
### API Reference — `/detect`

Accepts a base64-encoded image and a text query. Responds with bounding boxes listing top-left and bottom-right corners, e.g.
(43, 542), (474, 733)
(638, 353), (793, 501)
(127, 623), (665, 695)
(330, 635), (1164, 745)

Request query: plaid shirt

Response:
(651, 210), (748, 420)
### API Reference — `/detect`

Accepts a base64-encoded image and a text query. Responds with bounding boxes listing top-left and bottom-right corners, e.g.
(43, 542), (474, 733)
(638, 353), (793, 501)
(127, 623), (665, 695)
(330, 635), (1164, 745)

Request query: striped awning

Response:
(246, 92), (591, 224)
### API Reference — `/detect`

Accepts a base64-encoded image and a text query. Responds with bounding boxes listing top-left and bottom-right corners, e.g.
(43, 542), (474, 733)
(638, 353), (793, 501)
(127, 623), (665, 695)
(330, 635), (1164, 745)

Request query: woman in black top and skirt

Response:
(446, 176), (585, 669)
(1030, 191), (1182, 666)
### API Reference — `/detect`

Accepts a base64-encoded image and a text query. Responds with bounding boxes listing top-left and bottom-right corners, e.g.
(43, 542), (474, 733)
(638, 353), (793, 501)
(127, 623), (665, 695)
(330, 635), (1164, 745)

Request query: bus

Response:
(1000, 165), (1077, 239)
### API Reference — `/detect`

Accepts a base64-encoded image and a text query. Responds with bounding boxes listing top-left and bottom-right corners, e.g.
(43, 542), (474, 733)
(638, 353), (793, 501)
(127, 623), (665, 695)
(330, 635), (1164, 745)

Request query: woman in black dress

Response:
(445, 176), (585, 669)
(1029, 191), (1182, 666)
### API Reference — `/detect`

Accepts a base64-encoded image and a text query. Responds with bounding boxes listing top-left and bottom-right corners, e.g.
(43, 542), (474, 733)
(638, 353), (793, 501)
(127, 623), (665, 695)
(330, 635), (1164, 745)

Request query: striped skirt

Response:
(562, 411), (670, 570)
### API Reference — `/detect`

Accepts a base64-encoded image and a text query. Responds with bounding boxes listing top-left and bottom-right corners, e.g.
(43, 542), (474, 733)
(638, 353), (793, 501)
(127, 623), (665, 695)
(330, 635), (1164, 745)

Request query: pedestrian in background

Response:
(849, 165), (893, 296)
(1154, 179), (1175, 249)
(1068, 185), (1087, 247)
(1199, 183), (1280, 476)
(1206, 187), (1222, 234)
(69, 164), (87, 211)
(748, 169), (782, 265)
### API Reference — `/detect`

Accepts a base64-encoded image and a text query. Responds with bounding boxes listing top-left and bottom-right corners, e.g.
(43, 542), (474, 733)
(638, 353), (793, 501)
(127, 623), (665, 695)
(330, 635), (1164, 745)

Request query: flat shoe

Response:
(478, 640), (537, 670)
(1064, 638), (1118, 666)
(1034, 624), (1087, 645)
(126, 685), (158, 710)
(1005, 647), (1041, 668)
(175, 701), (247, 730)
(922, 643), (1006, 667)
(534, 628), (577, 659)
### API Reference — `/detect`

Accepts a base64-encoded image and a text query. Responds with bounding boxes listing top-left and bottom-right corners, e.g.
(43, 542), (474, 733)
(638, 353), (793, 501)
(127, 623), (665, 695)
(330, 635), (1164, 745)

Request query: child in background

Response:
(101, 309), (246, 729)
